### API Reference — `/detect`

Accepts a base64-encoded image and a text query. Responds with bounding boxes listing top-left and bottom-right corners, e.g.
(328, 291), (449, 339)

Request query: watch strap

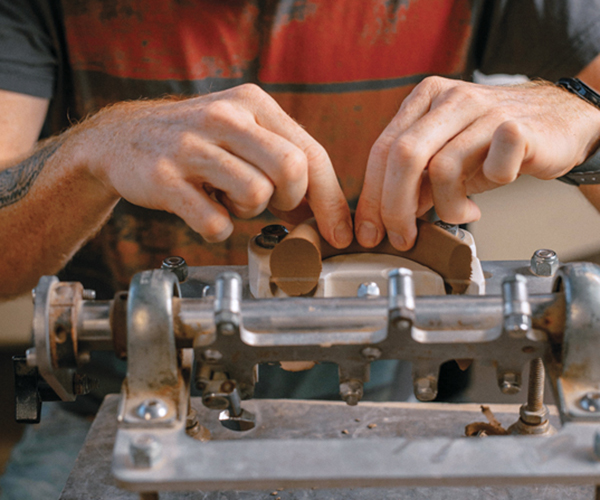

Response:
(556, 78), (600, 186)
(557, 150), (600, 186)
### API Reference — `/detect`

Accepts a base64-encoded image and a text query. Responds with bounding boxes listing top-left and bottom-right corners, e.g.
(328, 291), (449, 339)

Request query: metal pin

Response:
(388, 268), (415, 329)
(214, 272), (242, 335)
(502, 274), (531, 337)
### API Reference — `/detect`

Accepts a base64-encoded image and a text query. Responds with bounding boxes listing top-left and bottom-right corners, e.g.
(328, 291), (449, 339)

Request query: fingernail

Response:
(334, 220), (353, 248)
(357, 221), (379, 247)
(388, 231), (406, 250)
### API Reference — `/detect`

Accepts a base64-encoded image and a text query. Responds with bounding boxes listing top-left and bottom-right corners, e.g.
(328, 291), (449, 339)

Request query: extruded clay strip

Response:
(270, 219), (472, 296)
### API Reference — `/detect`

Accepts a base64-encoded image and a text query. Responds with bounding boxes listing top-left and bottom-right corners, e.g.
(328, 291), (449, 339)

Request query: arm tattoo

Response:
(0, 139), (63, 208)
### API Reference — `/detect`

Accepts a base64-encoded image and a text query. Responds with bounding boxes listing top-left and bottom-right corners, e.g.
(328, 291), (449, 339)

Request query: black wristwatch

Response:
(556, 77), (600, 186)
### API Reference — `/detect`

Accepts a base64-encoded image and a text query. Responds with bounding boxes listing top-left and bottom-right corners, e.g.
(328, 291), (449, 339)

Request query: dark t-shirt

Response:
(1, 0), (600, 296)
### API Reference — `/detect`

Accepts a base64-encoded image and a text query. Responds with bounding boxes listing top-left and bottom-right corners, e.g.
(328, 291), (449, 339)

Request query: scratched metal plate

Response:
(60, 395), (593, 500)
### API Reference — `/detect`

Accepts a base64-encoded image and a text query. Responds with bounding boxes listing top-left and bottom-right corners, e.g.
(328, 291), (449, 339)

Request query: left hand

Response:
(355, 76), (600, 250)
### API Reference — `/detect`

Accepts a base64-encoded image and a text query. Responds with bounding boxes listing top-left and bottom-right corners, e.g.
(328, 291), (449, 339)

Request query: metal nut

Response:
(161, 256), (189, 282)
(530, 249), (559, 277)
(519, 405), (549, 426)
(129, 434), (162, 468)
(340, 380), (363, 406)
(256, 224), (289, 249)
(357, 282), (380, 298)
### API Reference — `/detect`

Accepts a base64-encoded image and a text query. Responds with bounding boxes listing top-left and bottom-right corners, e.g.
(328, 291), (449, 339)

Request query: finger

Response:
(201, 103), (309, 212)
(355, 81), (439, 247)
(269, 198), (314, 226)
(483, 120), (529, 184)
(427, 122), (489, 224)
(380, 97), (482, 250)
(416, 171), (434, 218)
(183, 140), (274, 219)
(163, 182), (234, 242)
(229, 124), (308, 212)
(240, 88), (352, 248)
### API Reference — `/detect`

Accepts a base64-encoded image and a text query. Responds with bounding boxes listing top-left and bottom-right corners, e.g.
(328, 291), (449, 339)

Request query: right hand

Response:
(79, 84), (353, 247)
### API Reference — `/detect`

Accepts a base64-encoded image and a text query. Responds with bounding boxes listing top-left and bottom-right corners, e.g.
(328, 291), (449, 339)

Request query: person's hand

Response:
(355, 76), (600, 250)
(78, 84), (353, 247)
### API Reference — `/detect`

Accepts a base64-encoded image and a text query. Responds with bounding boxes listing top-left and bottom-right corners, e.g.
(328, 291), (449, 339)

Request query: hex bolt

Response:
(340, 380), (364, 406)
(509, 358), (555, 435)
(502, 274), (531, 337)
(256, 224), (289, 249)
(361, 346), (382, 361)
(579, 392), (600, 412)
(161, 255), (189, 282)
(499, 371), (522, 395)
(129, 434), (162, 468)
(530, 249), (559, 277)
(136, 398), (169, 421)
(357, 282), (380, 298)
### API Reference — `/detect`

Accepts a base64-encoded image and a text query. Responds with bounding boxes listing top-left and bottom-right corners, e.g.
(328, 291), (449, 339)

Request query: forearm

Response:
(0, 130), (119, 299)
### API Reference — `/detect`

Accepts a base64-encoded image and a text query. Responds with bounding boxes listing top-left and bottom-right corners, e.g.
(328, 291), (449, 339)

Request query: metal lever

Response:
(202, 379), (256, 431)
(13, 356), (63, 423)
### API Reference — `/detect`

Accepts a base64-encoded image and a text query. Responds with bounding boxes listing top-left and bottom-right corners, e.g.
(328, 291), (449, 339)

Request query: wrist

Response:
(556, 78), (600, 184)
(65, 114), (121, 202)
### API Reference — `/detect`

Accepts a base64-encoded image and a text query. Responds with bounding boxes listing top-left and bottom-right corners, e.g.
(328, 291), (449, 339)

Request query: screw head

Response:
(202, 349), (223, 363)
(129, 434), (162, 467)
(136, 398), (169, 420)
(256, 224), (289, 249)
(357, 282), (380, 298)
(361, 346), (382, 361)
(530, 249), (559, 277)
(579, 392), (600, 412)
(161, 255), (189, 282)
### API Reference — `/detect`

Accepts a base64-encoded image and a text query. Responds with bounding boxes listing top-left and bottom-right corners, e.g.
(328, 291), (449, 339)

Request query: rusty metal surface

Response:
(59, 395), (593, 500)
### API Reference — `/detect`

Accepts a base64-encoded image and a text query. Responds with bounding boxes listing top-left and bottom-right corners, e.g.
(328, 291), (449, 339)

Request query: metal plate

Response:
(60, 396), (596, 499)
